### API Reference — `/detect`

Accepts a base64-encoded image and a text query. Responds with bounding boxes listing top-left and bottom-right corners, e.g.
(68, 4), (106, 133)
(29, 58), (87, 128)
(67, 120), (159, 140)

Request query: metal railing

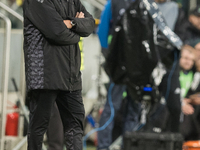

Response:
(82, 0), (105, 11)
(0, 12), (11, 150)
(0, 0), (104, 149)
(0, 2), (48, 150)
(0, 0), (25, 98)
(96, 0), (106, 5)
(0, 2), (23, 22)
(0, 2), (25, 150)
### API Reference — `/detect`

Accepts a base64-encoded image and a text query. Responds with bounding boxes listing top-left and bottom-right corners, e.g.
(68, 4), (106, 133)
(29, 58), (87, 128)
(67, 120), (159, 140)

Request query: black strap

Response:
(143, 0), (183, 50)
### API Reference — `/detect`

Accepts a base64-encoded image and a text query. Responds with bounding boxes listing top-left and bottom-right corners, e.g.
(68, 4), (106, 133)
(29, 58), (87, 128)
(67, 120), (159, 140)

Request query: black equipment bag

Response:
(124, 132), (183, 150)
(104, 0), (182, 88)
(104, 0), (172, 87)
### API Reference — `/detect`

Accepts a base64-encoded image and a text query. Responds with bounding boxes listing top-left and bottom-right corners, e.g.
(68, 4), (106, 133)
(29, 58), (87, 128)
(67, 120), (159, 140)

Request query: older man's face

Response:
(180, 50), (195, 71)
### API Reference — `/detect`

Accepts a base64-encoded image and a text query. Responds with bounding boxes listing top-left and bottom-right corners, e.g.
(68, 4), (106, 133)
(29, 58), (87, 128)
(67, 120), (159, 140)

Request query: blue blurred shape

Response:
(143, 87), (153, 92)
(86, 114), (96, 128)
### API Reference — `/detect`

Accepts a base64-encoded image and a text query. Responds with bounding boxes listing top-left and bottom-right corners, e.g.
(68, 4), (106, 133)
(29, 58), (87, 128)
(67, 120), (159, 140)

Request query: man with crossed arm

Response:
(23, 0), (95, 149)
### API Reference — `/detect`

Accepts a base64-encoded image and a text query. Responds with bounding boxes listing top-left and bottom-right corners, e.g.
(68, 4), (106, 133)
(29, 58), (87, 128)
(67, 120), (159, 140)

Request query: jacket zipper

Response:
(67, 0), (73, 90)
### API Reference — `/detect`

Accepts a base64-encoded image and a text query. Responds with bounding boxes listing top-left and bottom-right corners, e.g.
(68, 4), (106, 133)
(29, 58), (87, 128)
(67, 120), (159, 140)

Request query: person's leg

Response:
(28, 90), (58, 150)
(47, 103), (64, 150)
(167, 96), (181, 132)
(56, 90), (85, 150)
(143, 103), (169, 132)
(123, 94), (141, 133)
(97, 84), (126, 150)
(180, 114), (195, 140)
(180, 106), (200, 140)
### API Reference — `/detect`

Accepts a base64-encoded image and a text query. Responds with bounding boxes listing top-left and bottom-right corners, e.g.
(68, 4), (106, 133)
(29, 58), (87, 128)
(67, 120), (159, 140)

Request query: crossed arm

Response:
(182, 93), (200, 115)
(64, 12), (85, 29)
(67, 1), (95, 37)
(25, 0), (94, 45)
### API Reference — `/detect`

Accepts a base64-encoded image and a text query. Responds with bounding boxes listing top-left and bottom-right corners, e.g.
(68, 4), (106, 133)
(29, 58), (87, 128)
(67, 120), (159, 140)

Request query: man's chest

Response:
(52, 0), (77, 19)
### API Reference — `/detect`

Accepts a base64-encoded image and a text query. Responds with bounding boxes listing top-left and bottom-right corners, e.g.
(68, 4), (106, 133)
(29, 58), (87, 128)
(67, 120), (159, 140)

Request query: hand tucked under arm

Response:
(189, 93), (200, 105)
(70, 1), (95, 37)
(63, 12), (84, 29)
(63, 20), (72, 29)
(182, 98), (194, 115)
(76, 12), (85, 18)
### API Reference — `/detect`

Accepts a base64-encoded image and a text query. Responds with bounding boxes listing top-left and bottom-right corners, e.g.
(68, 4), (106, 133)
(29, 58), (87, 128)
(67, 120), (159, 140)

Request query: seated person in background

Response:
(158, 45), (195, 132)
(180, 42), (200, 141)
(185, 6), (200, 43)
(188, 39), (200, 60)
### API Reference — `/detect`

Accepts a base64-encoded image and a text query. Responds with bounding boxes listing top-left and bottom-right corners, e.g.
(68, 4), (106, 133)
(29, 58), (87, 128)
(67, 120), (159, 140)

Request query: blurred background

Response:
(0, 0), (200, 150)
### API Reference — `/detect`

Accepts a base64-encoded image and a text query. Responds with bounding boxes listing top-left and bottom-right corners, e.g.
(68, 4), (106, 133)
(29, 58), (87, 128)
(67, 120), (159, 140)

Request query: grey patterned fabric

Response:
(24, 24), (44, 90)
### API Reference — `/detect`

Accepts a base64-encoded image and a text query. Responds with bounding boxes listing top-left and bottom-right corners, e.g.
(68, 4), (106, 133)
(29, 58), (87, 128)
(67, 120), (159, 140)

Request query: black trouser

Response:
(47, 103), (64, 150)
(180, 106), (200, 141)
(146, 98), (181, 132)
(166, 97), (181, 132)
(27, 90), (85, 150)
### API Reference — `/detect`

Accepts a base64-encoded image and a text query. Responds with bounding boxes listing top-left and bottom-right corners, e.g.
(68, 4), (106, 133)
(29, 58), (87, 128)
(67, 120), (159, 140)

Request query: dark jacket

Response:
(159, 63), (196, 132)
(158, 63), (182, 132)
(159, 63), (181, 115)
(174, 8), (190, 43)
(23, 0), (95, 91)
(178, 17), (200, 43)
(185, 72), (200, 97)
(186, 22), (200, 43)
(180, 72), (200, 141)
(111, 0), (135, 34)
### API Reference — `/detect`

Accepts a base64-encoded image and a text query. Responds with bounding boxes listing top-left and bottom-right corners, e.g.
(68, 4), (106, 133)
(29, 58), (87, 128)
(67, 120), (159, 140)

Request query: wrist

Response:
(71, 20), (77, 27)
(182, 100), (186, 106)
